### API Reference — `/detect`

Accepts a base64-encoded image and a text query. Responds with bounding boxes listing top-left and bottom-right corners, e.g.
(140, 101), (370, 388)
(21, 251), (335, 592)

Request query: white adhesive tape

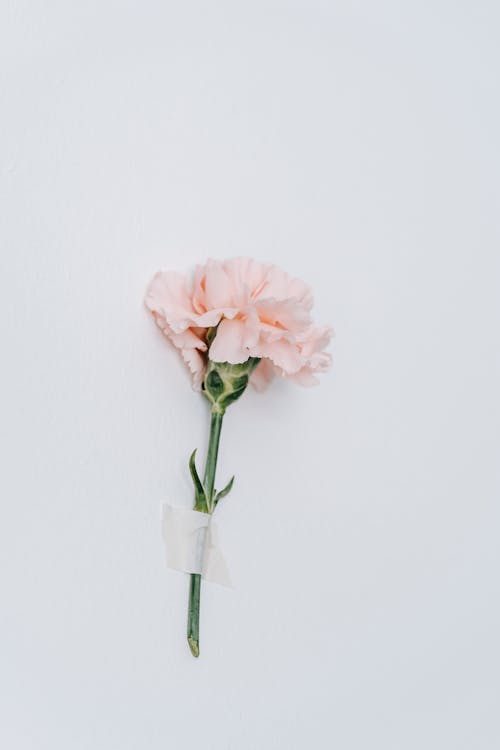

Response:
(161, 504), (232, 587)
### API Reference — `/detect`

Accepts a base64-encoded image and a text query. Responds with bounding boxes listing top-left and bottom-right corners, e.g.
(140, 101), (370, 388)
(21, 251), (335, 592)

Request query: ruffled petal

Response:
(285, 368), (320, 386)
(255, 297), (311, 334)
(179, 346), (206, 390)
(253, 265), (313, 309)
(203, 259), (234, 309)
(145, 271), (195, 333)
(146, 258), (331, 390)
(251, 337), (304, 374)
(249, 358), (277, 391)
(224, 257), (271, 304)
(209, 318), (251, 364)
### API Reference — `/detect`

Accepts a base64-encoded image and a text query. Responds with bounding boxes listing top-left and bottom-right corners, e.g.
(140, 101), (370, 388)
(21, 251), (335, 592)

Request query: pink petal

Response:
(204, 259), (234, 309)
(297, 325), (333, 357)
(285, 368), (320, 386)
(249, 358), (276, 391)
(179, 347), (206, 390)
(209, 318), (251, 364)
(256, 297), (311, 333)
(146, 258), (331, 389)
(224, 257), (271, 304)
(252, 337), (304, 374)
(145, 271), (195, 333)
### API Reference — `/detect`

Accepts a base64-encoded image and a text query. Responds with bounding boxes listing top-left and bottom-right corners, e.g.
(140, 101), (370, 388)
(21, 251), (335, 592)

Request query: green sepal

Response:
(205, 326), (218, 347)
(205, 369), (225, 402)
(189, 449), (208, 512)
(202, 357), (261, 413)
(218, 377), (248, 410)
(214, 475), (235, 507)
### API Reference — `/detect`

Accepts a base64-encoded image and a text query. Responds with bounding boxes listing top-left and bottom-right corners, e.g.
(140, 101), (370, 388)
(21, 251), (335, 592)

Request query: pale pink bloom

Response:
(145, 257), (332, 390)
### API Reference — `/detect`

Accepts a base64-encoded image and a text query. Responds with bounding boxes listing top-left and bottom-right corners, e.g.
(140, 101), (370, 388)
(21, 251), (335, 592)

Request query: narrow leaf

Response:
(189, 450), (206, 502)
(214, 475), (235, 505)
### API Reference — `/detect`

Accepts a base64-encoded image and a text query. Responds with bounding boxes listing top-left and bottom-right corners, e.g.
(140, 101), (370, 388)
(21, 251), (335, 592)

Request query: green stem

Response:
(203, 410), (224, 505)
(187, 574), (201, 657)
(187, 409), (224, 657)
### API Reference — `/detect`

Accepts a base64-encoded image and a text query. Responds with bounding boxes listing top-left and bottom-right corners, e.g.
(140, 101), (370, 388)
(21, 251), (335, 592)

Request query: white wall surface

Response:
(1, 2), (499, 749)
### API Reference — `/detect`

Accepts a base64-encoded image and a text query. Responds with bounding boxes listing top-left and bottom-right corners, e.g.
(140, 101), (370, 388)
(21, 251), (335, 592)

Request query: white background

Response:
(1, 2), (499, 748)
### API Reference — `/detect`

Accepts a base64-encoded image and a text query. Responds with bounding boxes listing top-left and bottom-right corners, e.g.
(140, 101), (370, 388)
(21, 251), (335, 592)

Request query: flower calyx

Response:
(202, 357), (261, 414)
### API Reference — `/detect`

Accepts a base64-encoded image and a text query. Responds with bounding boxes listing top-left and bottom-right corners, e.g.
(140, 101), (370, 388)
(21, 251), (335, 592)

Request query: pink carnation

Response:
(145, 257), (332, 390)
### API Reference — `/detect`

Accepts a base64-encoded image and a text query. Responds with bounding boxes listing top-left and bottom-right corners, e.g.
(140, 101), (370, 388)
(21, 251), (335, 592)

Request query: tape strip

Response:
(161, 504), (232, 587)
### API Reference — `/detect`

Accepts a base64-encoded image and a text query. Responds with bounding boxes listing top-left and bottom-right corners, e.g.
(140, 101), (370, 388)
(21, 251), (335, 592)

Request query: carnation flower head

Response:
(145, 257), (332, 393)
